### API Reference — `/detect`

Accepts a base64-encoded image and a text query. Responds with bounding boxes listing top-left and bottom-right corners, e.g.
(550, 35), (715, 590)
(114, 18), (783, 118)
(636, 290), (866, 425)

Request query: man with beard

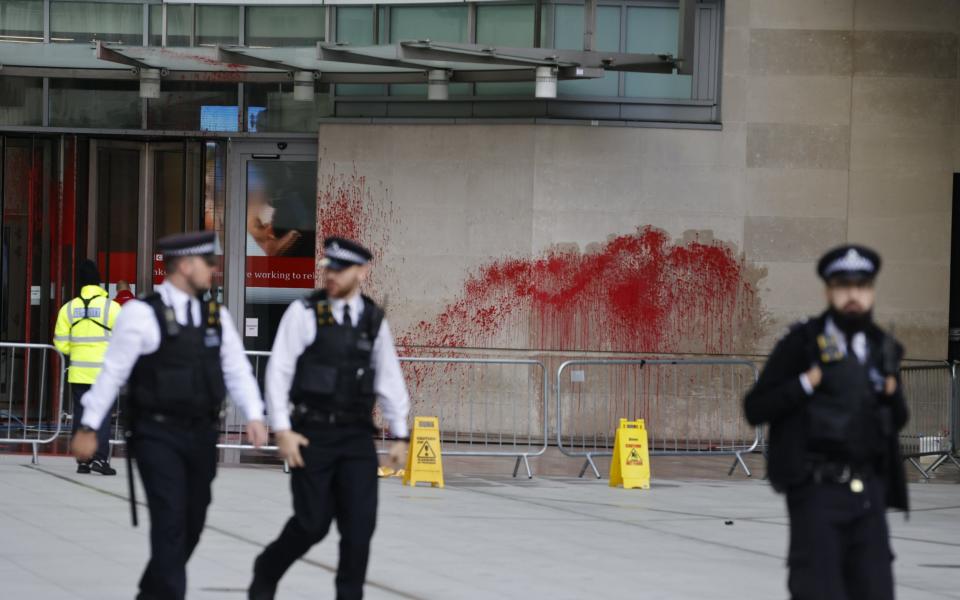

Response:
(73, 231), (269, 600)
(248, 237), (410, 600)
(744, 244), (909, 600)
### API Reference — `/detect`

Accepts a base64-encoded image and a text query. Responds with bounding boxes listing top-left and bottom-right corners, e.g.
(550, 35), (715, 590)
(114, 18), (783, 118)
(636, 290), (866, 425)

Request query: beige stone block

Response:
(854, 0), (959, 32)
(530, 210), (745, 257)
(721, 74), (747, 122)
(851, 77), (956, 134)
(746, 75), (851, 125)
(875, 263), (949, 312)
(853, 31), (958, 79)
(848, 215), (950, 265)
(848, 170), (951, 218)
(746, 123), (850, 170)
(635, 124), (747, 169)
(755, 260), (824, 311)
(745, 216), (847, 261)
(849, 125), (954, 171)
(745, 168), (848, 218)
(872, 310), (948, 360)
(750, 0), (853, 30)
(723, 27), (750, 76)
(750, 29), (853, 76)
(725, 0), (750, 28)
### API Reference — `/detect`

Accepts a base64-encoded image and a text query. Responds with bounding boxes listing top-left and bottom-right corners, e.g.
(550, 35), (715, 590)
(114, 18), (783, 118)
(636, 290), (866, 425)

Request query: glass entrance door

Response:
(226, 142), (318, 350)
(89, 140), (211, 299)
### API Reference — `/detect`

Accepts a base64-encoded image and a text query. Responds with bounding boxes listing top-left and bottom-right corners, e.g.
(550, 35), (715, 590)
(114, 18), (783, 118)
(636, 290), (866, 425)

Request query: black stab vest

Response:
(129, 293), (227, 419)
(290, 291), (384, 421)
(806, 332), (889, 465)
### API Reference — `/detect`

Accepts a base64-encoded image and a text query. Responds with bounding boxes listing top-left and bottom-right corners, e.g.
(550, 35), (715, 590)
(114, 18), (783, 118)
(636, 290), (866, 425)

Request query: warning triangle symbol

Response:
(627, 448), (643, 465)
(417, 441), (436, 459)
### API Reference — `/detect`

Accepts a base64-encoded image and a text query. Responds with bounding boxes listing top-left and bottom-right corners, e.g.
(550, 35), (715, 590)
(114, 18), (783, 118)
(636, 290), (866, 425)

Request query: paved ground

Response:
(2, 453), (959, 600)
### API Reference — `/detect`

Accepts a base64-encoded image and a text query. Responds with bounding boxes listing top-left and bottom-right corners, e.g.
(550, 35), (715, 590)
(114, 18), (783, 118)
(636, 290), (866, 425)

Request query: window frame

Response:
(4, 0), (723, 132)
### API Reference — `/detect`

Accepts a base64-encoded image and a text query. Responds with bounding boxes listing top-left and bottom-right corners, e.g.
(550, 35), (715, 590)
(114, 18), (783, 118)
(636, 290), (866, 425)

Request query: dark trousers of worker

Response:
(133, 417), (218, 600)
(71, 383), (112, 463)
(254, 426), (378, 600)
(786, 476), (894, 600)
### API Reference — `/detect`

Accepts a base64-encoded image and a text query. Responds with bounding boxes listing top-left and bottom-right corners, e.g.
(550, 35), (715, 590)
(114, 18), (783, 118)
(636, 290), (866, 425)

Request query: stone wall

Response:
(316, 0), (956, 361)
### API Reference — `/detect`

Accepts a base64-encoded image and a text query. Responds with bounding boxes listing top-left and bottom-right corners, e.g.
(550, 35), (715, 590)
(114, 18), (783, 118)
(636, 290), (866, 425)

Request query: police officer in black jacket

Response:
(249, 237), (410, 600)
(744, 244), (909, 600)
(73, 231), (268, 600)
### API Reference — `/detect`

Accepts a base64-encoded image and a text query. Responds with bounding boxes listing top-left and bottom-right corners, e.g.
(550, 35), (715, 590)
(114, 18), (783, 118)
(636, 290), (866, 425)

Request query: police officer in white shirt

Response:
(249, 237), (410, 600)
(72, 231), (268, 600)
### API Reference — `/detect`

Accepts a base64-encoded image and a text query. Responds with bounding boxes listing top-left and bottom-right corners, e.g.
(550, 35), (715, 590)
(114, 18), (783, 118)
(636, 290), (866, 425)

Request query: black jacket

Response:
(744, 312), (909, 511)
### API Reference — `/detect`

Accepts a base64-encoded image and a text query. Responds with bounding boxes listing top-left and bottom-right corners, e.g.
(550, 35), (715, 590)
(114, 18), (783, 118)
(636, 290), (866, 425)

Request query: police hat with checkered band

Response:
(321, 237), (373, 271)
(816, 244), (881, 283)
(157, 231), (219, 258)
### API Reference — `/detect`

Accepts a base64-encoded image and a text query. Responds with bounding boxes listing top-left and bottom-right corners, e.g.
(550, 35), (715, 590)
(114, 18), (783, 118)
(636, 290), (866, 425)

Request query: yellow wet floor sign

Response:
(402, 416), (444, 488)
(609, 418), (651, 489)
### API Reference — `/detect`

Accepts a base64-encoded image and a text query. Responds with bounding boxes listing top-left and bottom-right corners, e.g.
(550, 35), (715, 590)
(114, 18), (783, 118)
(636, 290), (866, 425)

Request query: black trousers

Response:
(786, 476), (894, 600)
(71, 383), (113, 463)
(254, 426), (378, 600)
(133, 418), (219, 600)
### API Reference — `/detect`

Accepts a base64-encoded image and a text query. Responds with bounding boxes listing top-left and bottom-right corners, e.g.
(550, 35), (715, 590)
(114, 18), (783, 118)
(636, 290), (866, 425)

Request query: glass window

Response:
(147, 82), (239, 131)
(389, 6), (468, 43)
(0, 77), (43, 126)
(624, 7), (692, 99)
(0, 0), (43, 43)
(243, 159), (318, 351)
(389, 6), (468, 97)
(246, 6), (325, 47)
(556, 5), (621, 97)
(196, 5), (238, 46)
(246, 82), (332, 133)
(335, 8), (385, 97)
(149, 4), (193, 46)
(476, 4), (536, 97)
(49, 79), (141, 128)
(337, 6), (374, 46)
(51, 1), (143, 44)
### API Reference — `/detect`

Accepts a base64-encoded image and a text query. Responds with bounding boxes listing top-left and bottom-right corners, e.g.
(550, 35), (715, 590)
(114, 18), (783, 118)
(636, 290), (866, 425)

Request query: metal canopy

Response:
(0, 40), (678, 85)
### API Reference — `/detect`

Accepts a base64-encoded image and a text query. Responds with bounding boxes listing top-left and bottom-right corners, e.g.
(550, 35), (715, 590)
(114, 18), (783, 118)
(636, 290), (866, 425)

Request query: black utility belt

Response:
(140, 412), (219, 429)
(291, 406), (372, 429)
(806, 460), (874, 485)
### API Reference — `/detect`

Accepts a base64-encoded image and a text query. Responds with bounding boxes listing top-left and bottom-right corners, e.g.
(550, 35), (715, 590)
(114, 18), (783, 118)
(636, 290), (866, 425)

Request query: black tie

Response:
(343, 303), (353, 328)
(188, 299), (197, 328)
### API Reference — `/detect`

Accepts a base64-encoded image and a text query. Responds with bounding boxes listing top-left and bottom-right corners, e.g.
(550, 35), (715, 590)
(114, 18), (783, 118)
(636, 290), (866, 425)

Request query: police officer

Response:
(744, 244), (909, 600)
(248, 237), (410, 600)
(55, 260), (122, 475)
(71, 231), (269, 600)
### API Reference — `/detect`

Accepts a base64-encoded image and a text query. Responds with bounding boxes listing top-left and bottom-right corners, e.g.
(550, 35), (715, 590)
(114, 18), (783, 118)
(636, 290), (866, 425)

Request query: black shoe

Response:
(90, 459), (117, 476)
(248, 577), (277, 600)
(76, 463), (91, 474)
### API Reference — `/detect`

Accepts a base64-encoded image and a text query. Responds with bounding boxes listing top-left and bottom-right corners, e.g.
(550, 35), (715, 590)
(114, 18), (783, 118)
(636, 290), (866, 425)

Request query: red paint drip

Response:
(400, 226), (760, 354)
(315, 164), (397, 297)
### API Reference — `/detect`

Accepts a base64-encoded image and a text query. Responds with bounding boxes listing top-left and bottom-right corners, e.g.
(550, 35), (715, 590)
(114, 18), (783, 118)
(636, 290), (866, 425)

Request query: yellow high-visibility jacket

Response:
(53, 285), (122, 384)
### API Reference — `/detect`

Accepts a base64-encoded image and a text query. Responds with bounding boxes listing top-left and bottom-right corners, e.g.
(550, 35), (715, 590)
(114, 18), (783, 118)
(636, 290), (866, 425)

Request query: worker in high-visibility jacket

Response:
(54, 260), (122, 475)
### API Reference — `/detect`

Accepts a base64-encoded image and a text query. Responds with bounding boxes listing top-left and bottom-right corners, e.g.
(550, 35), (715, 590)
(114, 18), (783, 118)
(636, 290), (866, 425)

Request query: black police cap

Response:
(321, 237), (372, 271)
(816, 244), (881, 282)
(157, 231), (218, 257)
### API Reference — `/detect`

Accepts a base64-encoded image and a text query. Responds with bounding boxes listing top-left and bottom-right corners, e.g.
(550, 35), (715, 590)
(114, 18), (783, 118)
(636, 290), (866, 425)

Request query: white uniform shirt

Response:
(80, 281), (265, 429)
(265, 292), (410, 438)
(799, 317), (869, 395)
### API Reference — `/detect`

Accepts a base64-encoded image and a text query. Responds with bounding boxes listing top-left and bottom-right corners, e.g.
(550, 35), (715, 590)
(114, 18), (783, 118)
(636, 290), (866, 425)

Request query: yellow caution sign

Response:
(402, 416), (444, 488)
(609, 418), (651, 490)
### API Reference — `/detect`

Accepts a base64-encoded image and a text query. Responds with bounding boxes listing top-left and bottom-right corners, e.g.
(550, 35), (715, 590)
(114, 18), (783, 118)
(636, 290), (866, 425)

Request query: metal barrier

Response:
(109, 351), (549, 478)
(390, 357), (549, 478)
(0, 342), (67, 464)
(899, 363), (959, 478)
(556, 358), (761, 479)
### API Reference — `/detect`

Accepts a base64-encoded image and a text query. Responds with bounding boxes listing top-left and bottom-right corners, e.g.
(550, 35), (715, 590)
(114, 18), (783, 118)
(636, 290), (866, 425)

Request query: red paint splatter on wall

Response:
(315, 163), (398, 299)
(400, 226), (761, 355)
